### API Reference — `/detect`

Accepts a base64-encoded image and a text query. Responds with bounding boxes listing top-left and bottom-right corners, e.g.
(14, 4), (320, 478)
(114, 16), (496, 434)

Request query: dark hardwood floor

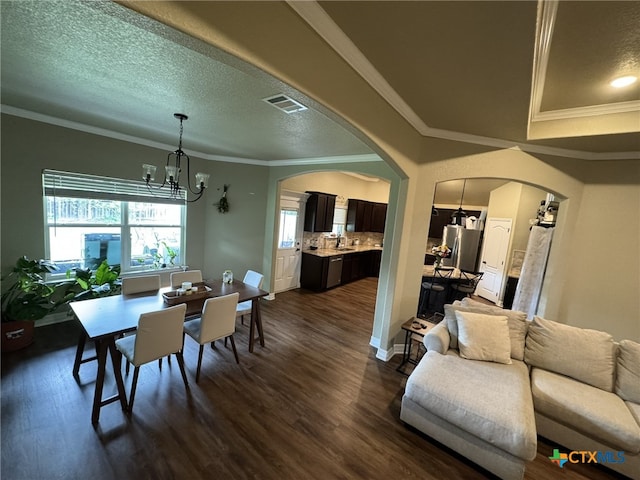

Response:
(1, 278), (627, 479)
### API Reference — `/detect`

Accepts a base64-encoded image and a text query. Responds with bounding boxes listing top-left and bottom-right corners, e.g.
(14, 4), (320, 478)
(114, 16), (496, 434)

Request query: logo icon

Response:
(549, 449), (568, 468)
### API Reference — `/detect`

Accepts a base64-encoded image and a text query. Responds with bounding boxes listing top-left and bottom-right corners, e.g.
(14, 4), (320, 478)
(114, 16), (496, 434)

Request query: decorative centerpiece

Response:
(223, 270), (233, 284)
(431, 243), (451, 269)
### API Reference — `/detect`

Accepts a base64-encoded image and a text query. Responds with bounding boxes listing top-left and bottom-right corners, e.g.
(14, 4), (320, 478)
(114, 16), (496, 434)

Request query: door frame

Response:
(274, 190), (309, 293)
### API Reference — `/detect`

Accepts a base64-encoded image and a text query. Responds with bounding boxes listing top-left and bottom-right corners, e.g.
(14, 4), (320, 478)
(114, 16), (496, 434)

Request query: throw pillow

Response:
(616, 339), (640, 403)
(461, 297), (528, 360)
(524, 316), (616, 392)
(454, 311), (512, 365)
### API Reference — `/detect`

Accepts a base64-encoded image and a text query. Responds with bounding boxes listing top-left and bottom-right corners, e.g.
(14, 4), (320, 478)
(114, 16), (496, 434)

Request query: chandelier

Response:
(142, 113), (209, 202)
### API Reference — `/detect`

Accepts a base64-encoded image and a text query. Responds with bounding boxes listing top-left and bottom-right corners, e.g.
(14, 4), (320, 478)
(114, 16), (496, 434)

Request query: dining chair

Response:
(449, 270), (484, 302)
(170, 270), (203, 288)
(74, 274), (162, 377)
(237, 270), (264, 325)
(121, 274), (169, 373)
(115, 303), (189, 413)
(418, 267), (454, 318)
(121, 274), (161, 295)
(183, 292), (240, 383)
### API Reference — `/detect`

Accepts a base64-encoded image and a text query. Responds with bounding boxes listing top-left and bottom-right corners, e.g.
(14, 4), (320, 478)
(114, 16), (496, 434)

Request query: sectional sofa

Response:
(400, 298), (640, 480)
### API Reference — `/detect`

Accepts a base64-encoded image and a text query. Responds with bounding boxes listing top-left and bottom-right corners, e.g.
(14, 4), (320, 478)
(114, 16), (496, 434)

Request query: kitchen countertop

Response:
(303, 245), (383, 257)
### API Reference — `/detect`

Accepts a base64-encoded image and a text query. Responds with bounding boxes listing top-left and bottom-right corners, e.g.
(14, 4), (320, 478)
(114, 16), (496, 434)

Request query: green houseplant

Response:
(1, 256), (69, 351)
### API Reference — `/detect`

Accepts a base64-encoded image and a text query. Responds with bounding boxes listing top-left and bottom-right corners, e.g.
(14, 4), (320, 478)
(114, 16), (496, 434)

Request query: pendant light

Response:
(451, 179), (467, 225)
(142, 113), (210, 203)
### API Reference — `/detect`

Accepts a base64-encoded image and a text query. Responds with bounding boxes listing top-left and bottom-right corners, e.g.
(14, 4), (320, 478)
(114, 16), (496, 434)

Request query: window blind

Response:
(43, 169), (186, 204)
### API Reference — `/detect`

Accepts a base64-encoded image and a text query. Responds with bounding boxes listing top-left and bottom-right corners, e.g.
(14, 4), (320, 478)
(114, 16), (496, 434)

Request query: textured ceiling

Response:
(1, 0), (638, 164)
(0, 0), (372, 162)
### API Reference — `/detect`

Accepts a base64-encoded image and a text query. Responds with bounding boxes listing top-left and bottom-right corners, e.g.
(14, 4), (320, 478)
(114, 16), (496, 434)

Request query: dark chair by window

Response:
(418, 267), (454, 318)
(449, 270), (484, 302)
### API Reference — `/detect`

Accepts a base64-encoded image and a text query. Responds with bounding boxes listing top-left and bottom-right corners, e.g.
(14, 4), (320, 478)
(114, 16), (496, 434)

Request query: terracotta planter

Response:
(1, 320), (35, 352)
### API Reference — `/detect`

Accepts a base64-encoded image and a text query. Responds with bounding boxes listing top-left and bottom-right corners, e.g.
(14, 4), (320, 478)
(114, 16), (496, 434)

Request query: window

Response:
(278, 208), (298, 248)
(332, 206), (347, 236)
(43, 170), (186, 276)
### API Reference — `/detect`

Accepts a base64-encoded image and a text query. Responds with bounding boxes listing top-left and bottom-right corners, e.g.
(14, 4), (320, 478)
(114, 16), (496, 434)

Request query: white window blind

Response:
(42, 169), (186, 204)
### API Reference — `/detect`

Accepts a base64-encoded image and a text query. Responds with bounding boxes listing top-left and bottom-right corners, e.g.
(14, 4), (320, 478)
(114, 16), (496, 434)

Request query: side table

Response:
(396, 316), (437, 375)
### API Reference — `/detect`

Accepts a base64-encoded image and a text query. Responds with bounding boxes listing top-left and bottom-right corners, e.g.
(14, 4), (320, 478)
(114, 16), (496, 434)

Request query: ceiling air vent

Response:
(262, 94), (308, 114)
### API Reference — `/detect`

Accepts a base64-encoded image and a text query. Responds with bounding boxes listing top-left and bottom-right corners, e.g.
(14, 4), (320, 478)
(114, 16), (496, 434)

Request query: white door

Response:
(476, 218), (512, 304)
(274, 195), (305, 293)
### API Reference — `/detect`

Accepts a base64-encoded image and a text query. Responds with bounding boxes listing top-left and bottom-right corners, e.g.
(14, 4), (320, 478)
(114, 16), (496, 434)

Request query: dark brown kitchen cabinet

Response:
(428, 208), (482, 238)
(304, 192), (336, 232)
(346, 199), (371, 233)
(369, 250), (382, 277)
(347, 199), (386, 233)
(371, 202), (387, 233)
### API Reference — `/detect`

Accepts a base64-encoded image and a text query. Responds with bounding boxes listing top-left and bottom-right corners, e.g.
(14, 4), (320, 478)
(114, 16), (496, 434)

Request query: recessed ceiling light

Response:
(610, 75), (638, 88)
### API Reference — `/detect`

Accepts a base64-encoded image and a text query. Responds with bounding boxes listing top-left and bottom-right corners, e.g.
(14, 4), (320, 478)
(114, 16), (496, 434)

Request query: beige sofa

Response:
(400, 298), (640, 480)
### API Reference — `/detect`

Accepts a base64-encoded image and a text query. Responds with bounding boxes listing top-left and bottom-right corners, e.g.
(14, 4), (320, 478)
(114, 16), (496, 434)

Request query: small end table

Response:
(396, 316), (438, 375)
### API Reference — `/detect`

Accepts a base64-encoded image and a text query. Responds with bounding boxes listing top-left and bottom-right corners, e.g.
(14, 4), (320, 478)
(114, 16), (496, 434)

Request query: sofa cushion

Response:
(531, 368), (640, 453)
(455, 311), (512, 364)
(616, 339), (640, 403)
(405, 350), (537, 460)
(524, 316), (616, 391)
(626, 401), (640, 426)
(447, 299), (528, 360)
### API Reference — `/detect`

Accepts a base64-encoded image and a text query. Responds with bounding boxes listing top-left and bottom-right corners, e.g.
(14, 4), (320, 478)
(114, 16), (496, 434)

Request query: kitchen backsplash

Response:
(303, 231), (384, 249)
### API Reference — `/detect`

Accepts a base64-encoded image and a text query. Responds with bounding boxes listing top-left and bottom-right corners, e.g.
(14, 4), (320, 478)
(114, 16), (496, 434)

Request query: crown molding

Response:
(290, 1), (639, 161)
(528, 0), (639, 141)
(1, 105), (385, 166)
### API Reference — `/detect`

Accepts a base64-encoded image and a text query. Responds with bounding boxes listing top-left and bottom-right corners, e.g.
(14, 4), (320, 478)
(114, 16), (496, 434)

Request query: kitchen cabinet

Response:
(303, 248), (382, 290)
(428, 208), (482, 239)
(346, 199), (387, 233)
(301, 253), (329, 290)
(371, 202), (387, 233)
(304, 192), (336, 232)
(369, 250), (382, 277)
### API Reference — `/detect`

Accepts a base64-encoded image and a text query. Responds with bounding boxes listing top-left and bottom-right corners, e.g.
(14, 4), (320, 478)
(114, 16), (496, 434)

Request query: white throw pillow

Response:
(455, 311), (513, 365)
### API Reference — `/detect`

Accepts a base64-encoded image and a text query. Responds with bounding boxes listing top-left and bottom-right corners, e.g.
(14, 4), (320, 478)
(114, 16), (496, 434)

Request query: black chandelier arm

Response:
(185, 188), (205, 203)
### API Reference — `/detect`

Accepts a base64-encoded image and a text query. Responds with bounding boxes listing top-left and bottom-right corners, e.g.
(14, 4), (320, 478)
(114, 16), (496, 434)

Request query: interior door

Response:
(274, 196), (304, 293)
(476, 218), (512, 304)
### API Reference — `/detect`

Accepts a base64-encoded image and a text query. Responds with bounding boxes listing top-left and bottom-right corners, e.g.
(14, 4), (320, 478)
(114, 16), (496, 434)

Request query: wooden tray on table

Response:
(162, 283), (212, 306)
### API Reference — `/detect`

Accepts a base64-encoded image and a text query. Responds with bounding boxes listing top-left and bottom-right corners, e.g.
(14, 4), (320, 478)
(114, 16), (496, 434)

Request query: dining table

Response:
(70, 279), (268, 424)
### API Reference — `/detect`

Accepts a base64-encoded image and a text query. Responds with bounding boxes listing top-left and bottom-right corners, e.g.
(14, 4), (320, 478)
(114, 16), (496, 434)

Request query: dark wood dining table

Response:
(70, 280), (268, 424)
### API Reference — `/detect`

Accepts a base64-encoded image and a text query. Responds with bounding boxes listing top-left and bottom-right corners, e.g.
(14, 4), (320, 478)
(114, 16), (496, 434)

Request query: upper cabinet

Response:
(371, 202), (387, 233)
(428, 208), (482, 239)
(304, 192), (336, 232)
(347, 199), (387, 233)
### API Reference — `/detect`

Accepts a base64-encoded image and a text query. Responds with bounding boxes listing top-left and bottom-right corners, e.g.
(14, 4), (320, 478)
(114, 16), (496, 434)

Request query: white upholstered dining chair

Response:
(236, 270), (264, 325)
(170, 270), (203, 288)
(115, 303), (189, 413)
(121, 274), (161, 295)
(183, 292), (240, 383)
(121, 274), (165, 373)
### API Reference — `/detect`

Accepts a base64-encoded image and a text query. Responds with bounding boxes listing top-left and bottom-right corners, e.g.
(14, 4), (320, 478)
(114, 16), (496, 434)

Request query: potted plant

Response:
(65, 259), (121, 301)
(1, 256), (69, 351)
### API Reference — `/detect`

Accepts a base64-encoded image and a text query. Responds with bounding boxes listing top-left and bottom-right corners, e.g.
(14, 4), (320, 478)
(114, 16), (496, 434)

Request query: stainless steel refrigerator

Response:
(442, 225), (482, 272)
